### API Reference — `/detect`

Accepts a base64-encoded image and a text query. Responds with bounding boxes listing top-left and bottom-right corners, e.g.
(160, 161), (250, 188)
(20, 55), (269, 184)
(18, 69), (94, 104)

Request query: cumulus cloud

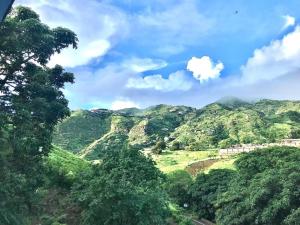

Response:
(126, 70), (193, 91)
(15, 0), (129, 68)
(187, 56), (224, 82)
(111, 99), (140, 110)
(121, 57), (167, 72)
(282, 15), (296, 29)
(241, 26), (300, 84)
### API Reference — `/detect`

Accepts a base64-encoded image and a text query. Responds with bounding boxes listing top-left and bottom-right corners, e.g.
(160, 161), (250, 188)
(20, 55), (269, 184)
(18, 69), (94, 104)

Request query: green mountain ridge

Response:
(53, 99), (300, 160)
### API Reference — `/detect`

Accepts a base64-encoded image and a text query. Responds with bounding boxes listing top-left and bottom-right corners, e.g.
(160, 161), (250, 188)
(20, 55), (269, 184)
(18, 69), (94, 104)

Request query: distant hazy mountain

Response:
(53, 99), (300, 160)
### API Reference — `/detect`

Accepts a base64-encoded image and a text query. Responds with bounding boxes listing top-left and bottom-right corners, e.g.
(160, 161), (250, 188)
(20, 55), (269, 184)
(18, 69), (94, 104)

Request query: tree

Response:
(234, 146), (300, 179)
(0, 6), (77, 91)
(189, 169), (235, 222)
(0, 6), (77, 223)
(165, 170), (193, 207)
(171, 141), (181, 150)
(72, 148), (169, 225)
(211, 124), (229, 146)
(0, 6), (77, 159)
(216, 147), (300, 225)
(152, 139), (166, 154)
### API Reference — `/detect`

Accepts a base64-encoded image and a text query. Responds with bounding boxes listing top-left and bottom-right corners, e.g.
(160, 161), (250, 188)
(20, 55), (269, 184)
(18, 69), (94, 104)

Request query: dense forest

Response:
(1, 6), (299, 225)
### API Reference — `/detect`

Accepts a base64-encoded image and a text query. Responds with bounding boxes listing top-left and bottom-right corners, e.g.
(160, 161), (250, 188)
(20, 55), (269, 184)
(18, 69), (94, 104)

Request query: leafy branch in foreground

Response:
(0, 6), (78, 224)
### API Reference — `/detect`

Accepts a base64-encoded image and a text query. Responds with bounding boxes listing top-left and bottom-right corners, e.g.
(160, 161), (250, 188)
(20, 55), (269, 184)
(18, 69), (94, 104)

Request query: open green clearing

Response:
(151, 149), (219, 173)
(204, 157), (236, 172)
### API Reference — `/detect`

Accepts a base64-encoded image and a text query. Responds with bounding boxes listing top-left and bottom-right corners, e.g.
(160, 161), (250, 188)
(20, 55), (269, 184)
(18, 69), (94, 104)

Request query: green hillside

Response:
(46, 146), (91, 179)
(53, 99), (300, 160)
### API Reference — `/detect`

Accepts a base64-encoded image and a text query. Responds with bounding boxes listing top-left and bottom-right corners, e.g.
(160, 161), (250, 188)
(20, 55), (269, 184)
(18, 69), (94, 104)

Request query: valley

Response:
(2, 4), (300, 225)
(52, 98), (300, 174)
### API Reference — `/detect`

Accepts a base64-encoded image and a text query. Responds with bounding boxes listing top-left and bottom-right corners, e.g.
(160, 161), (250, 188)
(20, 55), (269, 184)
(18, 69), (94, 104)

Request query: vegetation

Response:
(53, 98), (300, 160)
(2, 6), (300, 225)
(0, 6), (77, 224)
(165, 170), (193, 207)
(215, 147), (300, 225)
(204, 158), (236, 172)
(164, 147), (300, 225)
(152, 150), (212, 173)
(189, 169), (235, 222)
(72, 148), (169, 225)
(152, 139), (167, 154)
(53, 110), (112, 153)
(44, 146), (91, 187)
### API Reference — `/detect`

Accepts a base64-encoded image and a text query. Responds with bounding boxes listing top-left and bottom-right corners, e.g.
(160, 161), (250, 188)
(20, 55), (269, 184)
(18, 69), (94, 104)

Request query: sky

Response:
(15, 0), (300, 110)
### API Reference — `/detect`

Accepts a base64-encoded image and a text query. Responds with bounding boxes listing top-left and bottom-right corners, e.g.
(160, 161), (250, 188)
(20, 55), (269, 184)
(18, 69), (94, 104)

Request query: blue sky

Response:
(16, 0), (300, 109)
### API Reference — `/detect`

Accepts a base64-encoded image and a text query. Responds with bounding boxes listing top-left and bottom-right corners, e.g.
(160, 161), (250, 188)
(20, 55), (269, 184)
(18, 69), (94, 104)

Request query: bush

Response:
(152, 140), (166, 154)
(179, 218), (194, 225)
(165, 170), (193, 207)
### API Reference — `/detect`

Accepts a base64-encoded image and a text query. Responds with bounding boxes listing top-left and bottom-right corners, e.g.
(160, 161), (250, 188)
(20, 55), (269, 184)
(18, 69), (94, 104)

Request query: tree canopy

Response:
(72, 148), (169, 225)
(189, 169), (235, 221)
(0, 6), (78, 224)
(216, 147), (300, 225)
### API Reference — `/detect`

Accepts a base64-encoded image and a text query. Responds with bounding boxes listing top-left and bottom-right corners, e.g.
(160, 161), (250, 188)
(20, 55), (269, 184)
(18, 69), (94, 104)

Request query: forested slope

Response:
(53, 99), (300, 159)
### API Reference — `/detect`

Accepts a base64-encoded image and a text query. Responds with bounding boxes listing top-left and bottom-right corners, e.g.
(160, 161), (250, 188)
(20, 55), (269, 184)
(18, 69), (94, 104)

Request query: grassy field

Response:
(204, 157), (236, 172)
(147, 149), (237, 174)
(151, 150), (217, 173)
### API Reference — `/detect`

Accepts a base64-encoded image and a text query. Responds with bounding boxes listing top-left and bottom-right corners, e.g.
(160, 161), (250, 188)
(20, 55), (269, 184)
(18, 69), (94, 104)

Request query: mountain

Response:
(53, 99), (300, 160)
(216, 96), (252, 108)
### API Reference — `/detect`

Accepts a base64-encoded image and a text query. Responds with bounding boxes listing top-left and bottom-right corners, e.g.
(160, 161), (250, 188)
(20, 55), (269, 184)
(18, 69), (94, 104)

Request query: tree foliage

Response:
(152, 139), (167, 154)
(216, 147), (300, 225)
(0, 6), (77, 223)
(165, 170), (193, 207)
(72, 148), (169, 225)
(189, 169), (235, 221)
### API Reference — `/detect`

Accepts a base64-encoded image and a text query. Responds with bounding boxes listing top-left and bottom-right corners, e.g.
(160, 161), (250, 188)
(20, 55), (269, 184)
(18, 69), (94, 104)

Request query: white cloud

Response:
(187, 56), (224, 82)
(282, 15), (296, 29)
(241, 26), (300, 84)
(49, 40), (111, 68)
(126, 70), (193, 91)
(15, 0), (129, 68)
(64, 62), (193, 109)
(121, 57), (167, 72)
(111, 99), (140, 110)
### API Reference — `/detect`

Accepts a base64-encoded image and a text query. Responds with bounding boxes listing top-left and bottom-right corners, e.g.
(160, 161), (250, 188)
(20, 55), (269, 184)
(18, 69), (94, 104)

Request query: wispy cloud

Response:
(126, 70), (193, 91)
(121, 57), (167, 73)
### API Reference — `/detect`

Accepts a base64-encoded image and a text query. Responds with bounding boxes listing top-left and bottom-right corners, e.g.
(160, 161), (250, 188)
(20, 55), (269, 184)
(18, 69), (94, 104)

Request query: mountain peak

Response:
(216, 96), (251, 108)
